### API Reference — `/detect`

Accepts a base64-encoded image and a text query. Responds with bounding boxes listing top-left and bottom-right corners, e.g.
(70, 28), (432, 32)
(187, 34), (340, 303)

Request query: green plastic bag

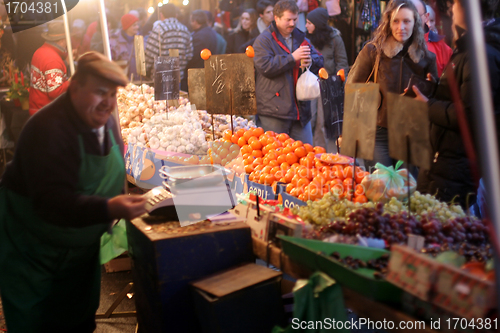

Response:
(273, 272), (350, 333)
(100, 219), (128, 265)
(361, 160), (416, 203)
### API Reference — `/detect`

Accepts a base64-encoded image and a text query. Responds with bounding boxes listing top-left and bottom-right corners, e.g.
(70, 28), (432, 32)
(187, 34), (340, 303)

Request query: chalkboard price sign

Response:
(154, 56), (180, 104)
(204, 54), (256, 115)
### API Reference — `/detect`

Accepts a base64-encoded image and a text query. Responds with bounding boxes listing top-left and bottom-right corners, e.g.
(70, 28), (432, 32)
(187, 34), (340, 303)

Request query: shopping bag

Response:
(296, 67), (320, 101)
(272, 272), (349, 333)
(361, 161), (416, 203)
(100, 219), (128, 265)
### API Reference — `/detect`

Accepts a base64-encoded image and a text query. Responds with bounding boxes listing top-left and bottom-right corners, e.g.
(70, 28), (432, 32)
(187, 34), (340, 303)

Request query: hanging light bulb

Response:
(148, 6), (154, 13)
(158, 2), (163, 6)
(163, 0), (169, 3)
(183, 0), (189, 5)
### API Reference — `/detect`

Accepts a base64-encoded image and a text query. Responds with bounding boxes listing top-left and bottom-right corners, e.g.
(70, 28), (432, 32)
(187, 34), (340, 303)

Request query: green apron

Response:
(0, 129), (124, 332)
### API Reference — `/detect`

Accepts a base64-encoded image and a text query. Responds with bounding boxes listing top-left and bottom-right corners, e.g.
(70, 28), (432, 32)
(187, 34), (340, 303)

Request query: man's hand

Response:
(108, 195), (147, 220)
(292, 45), (310, 62)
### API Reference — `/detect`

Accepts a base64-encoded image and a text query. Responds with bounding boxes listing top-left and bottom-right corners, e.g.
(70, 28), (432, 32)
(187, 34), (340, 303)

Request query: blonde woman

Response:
(346, 0), (437, 171)
(226, 9), (259, 53)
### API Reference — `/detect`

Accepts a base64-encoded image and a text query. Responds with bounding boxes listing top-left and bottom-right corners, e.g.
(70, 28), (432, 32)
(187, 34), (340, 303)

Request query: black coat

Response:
(185, 25), (218, 70)
(417, 19), (500, 207)
(225, 28), (259, 54)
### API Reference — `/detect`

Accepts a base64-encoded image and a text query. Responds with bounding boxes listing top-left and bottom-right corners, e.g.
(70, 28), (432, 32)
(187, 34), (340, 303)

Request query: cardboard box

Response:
(268, 212), (304, 246)
(245, 200), (273, 241)
(191, 263), (285, 333)
(433, 263), (495, 319)
(386, 245), (440, 301)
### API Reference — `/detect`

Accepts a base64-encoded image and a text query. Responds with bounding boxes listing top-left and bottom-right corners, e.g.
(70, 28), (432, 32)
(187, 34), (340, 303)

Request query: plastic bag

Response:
(361, 161), (416, 203)
(100, 219), (128, 265)
(296, 67), (320, 101)
(272, 272), (349, 333)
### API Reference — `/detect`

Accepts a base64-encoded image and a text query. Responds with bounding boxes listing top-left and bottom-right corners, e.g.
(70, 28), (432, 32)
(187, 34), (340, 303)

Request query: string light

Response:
(158, 2), (163, 7)
(148, 6), (154, 13)
(183, 0), (189, 5)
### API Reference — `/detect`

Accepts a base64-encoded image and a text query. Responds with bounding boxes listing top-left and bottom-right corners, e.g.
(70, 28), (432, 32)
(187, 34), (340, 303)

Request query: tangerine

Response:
(200, 49), (211, 60)
(286, 152), (299, 165)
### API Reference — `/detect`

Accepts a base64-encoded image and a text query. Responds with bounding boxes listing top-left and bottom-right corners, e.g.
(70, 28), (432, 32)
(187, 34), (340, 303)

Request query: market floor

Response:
(0, 267), (137, 332)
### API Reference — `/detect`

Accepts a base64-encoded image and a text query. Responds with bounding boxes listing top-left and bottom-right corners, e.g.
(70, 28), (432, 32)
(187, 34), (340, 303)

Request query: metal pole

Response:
(462, 0), (500, 309)
(60, 0), (74, 75)
(98, 0), (112, 60)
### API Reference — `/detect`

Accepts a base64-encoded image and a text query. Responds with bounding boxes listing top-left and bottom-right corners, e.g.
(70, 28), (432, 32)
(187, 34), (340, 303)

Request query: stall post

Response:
(61, 0), (74, 75)
(463, 0), (500, 310)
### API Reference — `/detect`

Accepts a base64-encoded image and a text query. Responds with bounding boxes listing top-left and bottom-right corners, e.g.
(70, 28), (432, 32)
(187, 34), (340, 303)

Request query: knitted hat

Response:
(306, 8), (329, 30)
(121, 13), (139, 31)
(76, 52), (129, 87)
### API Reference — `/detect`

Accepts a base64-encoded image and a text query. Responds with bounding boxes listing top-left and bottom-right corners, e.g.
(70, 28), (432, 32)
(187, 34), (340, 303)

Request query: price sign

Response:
(154, 55), (180, 106)
(341, 83), (379, 160)
(386, 92), (431, 170)
(204, 54), (256, 115)
(187, 68), (206, 110)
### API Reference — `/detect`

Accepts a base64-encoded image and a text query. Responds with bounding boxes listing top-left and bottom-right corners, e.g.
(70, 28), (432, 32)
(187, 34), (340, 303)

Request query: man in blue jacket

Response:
(253, 0), (323, 144)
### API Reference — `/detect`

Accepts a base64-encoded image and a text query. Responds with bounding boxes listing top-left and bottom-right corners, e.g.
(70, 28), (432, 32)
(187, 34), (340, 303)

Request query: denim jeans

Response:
(256, 115), (313, 144)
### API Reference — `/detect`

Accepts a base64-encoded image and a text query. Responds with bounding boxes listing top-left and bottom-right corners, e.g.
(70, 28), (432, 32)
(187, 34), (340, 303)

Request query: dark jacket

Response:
(226, 27), (259, 54)
(186, 25), (218, 70)
(253, 22), (323, 126)
(309, 27), (349, 76)
(417, 19), (500, 206)
(0, 92), (123, 228)
(346, 37), (437, 127)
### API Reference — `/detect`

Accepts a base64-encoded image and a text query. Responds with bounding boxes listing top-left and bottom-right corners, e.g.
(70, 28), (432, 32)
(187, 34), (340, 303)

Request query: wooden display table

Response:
(252, 237), (438, 333)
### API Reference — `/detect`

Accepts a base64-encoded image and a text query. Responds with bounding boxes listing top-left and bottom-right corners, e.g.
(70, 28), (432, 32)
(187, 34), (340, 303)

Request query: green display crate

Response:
(278, 235), (403, 304)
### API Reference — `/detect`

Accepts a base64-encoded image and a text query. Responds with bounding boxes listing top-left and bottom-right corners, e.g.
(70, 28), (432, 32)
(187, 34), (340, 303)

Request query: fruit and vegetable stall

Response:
(120, 79), (496, 331)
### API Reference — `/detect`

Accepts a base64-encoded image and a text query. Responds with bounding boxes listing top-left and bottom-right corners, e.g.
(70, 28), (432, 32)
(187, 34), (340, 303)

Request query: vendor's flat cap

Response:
(76, 52), (129, 86)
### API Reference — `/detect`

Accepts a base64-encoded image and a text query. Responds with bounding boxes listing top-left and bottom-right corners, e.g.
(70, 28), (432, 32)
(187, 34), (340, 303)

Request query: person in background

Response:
(305, 7), (349, 151)
(205, 10), (227, 54)
(109, 14), (140, 80)
(253, 0), (323, 144)
(414, 0), (500, 208)
(183, 10), (218, 89)
(411, 0), (452, 77)
(135, 8), (148, 30)
(226, 8), (259, 53)
(71, 19), (88, 59)
(257, 0), (274, 33)
(90, 16), (117, 54)
(426, 4), (438, 33)
(145, 3), (193, 89)
(0, 51), (147, 332)
(29, 21), (71, 116)
(346, 0), (437, 172)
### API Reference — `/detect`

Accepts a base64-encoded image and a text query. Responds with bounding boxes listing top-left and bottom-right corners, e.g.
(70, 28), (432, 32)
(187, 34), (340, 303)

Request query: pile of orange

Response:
(222, 127), (370, 202)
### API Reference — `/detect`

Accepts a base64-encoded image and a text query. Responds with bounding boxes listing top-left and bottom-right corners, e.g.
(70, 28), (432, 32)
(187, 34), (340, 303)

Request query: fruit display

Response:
(328, 252), (390, 279)
(216, 127), (369, 201)
(294, 190), (488, 248)
(197, 112), (256, 140)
